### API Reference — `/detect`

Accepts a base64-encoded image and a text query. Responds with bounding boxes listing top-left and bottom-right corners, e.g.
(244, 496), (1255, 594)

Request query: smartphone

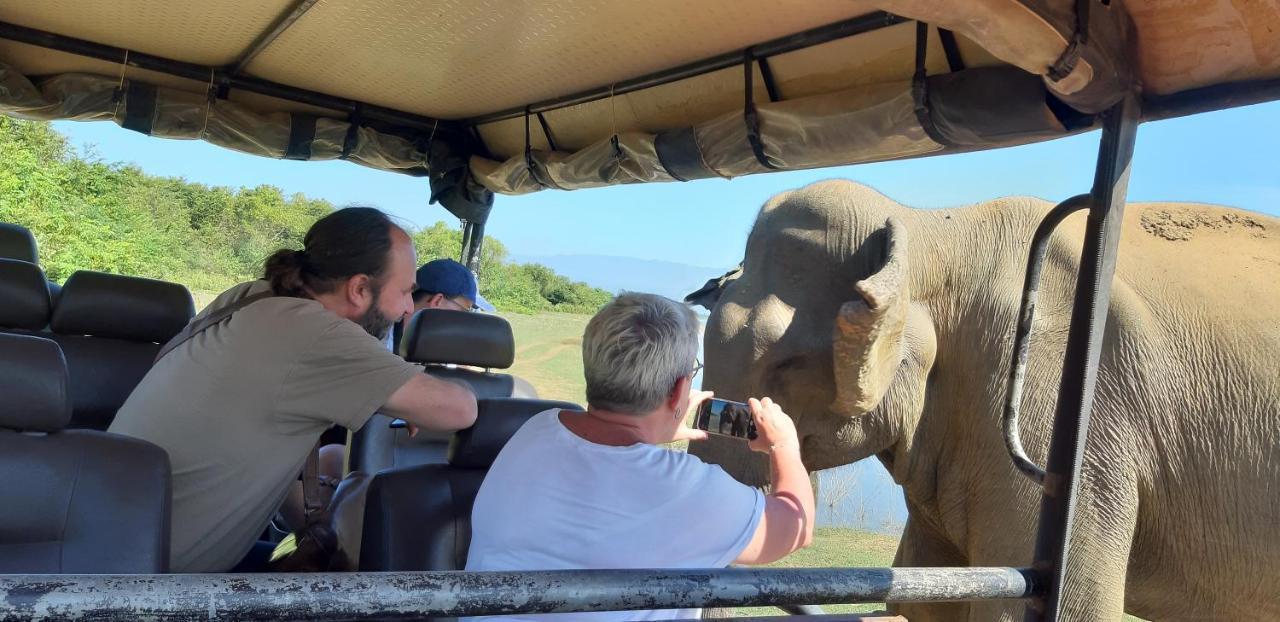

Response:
(693, 398), (757, 440)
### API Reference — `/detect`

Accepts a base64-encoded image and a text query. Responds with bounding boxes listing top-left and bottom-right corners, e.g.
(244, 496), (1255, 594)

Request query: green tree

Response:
(0, 117), (613, 314)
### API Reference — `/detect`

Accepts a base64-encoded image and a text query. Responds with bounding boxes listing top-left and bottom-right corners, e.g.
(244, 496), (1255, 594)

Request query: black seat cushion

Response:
(0, 258), (51, 331)
(0, 222), (38, 264)
(360, 463), (482, 572)
(50, 334), (159, 430)
(0, 332), (171, 573)
(360, 398), (581, 574)
(0, 333), (70, 432)
(48, 271), (194, 429)
(51, 270), (194, 344)
(349, 375), (541, 475)
(401, 309), (515, 368)
(449, 398), (581, 469)
(0, 430), (171, 573)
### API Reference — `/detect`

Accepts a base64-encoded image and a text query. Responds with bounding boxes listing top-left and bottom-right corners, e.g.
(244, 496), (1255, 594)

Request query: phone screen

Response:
(693, 398), (757, 440)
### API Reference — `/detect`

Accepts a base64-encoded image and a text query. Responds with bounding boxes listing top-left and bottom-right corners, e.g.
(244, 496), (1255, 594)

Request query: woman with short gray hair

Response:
(581, 292), (701, 415)
(465, 292), (815, 622)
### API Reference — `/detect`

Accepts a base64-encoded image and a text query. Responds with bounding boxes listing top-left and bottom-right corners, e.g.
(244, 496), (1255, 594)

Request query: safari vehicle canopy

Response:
(1, 1), (1278, 621)
(3, 1), (1277, 221)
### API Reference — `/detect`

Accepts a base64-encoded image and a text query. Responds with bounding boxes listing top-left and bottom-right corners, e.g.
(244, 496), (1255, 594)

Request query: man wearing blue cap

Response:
(413, 258), (495, 314)
(390, 259), (494, 353)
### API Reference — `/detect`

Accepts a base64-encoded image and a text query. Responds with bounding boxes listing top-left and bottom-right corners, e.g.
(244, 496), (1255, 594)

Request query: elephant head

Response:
(696, 181), (939, 475)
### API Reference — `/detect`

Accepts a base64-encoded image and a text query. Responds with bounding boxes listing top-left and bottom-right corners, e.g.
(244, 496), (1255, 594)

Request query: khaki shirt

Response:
(110, 281), (419, 572)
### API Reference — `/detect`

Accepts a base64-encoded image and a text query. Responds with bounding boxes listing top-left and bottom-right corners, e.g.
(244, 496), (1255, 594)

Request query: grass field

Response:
(502, 311), (591, 406)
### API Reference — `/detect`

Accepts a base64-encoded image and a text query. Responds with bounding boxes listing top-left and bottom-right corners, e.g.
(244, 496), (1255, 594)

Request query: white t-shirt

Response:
(465, 409), (765, 622)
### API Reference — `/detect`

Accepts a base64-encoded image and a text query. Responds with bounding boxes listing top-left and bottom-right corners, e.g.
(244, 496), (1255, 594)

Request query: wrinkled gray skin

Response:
(693, 180), (1280, 621)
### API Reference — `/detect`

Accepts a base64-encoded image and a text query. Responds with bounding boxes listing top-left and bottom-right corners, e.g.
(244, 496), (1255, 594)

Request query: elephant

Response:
(690, 180), (1280, 621)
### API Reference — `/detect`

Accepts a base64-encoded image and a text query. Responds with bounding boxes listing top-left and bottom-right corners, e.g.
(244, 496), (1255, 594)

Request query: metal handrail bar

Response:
(1001, 193), (1093, 485)
(0, 567), (1034, 621)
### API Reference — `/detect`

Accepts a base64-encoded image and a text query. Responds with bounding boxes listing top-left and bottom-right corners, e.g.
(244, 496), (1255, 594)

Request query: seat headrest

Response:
(401, 309), (515, 368)
(0, 333), (71, 432)
(0, 258), (51, 330)
(0, 223), (38, 264)
(449, 398), (583, 469)
(51, 271), (195, 343)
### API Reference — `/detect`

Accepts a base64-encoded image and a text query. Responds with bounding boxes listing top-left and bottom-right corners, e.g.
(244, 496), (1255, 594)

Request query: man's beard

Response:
(357, 283), (395, 340)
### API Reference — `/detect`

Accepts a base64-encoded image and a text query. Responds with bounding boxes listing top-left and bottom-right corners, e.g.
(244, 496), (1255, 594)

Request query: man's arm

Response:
(381, 373), (478, 432)
(733, 398), (815, 565)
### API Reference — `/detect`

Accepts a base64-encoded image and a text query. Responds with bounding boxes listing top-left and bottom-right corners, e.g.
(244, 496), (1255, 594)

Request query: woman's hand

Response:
(671, 390), (714, 443)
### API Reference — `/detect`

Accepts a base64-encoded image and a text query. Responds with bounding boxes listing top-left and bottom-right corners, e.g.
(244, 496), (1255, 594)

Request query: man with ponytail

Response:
(110, 207), (478, 573)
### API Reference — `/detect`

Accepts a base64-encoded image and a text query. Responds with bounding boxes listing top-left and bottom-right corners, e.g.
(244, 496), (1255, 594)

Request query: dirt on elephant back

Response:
(1140, 206), (1269, 242)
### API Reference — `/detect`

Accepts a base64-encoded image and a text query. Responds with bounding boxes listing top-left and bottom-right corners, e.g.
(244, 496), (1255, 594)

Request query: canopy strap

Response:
(286, 114), (318, 160)
(340, 105), (362, 160)
(607, 84), (624, 163)
(199, 69), (217, 139)
(121, 81), (158, 136)
(420, 118), (440, 174)
(109, 49), (131, 123)
(1048, 0), (1090, 82)
(911, 21), (950, 147)
(742, 49), (777, 170)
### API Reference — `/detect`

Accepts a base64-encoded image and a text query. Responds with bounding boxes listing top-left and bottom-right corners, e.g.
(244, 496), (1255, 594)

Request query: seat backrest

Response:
(47, 270), (195, 429)
(0, 222), (38, 264)
(0, 332), (172, 573)
(359, 397), (582, 574)
(0, 257), (51, 335)
(350, 309), (538, 474)
(400, 309), (532, 398)
(0, 223), (62, 304)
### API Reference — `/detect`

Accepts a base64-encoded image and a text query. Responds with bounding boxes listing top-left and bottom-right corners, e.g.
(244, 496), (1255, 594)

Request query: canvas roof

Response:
(1, 0), (1277, 219)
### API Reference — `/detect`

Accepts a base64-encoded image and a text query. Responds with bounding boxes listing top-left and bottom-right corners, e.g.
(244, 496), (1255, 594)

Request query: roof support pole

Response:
(466, 11), (908, 125)
(230, 0), (322, 75)
(461, 220), (486, 274)
(0, 20), (446, 131)
(1023, 92), (1140, 622)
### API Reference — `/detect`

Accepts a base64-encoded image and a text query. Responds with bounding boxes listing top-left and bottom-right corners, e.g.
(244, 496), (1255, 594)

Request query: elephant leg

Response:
(888, 512), (971, 622)
(1048, 468), (1138, 622)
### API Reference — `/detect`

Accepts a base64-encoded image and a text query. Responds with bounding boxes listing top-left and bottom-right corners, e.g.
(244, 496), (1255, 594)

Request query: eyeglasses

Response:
(690, 358), (703, 379)
(443, 296), (476, 312)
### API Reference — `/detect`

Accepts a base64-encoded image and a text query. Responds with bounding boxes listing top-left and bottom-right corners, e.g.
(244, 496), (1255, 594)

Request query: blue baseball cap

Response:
(414, 259), (495, 312)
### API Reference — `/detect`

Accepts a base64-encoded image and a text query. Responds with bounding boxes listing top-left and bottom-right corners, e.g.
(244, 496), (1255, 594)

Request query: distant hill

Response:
(510, 254), (727, 304)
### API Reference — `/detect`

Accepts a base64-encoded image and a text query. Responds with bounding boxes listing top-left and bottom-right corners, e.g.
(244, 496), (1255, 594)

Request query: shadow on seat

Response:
(0, 332), (172, 573)
(351, 309), (538, 474)
(359, 397), (582, 574)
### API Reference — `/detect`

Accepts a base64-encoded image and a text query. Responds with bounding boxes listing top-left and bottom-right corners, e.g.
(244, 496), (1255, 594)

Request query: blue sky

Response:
(53, 100), (1279, 271)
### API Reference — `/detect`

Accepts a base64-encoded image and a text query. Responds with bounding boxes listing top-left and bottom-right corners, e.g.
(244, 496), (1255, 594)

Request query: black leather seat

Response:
(49, 270), (195, 430)
(0, 257), (51, 337)
(351, 309), (538, 473)
(0, 332), (172, 573)
(0, 222), (61, 304)
(0, 222), (39, 264)
(400, 309), (537, 399)
(359, 397), (581, 572)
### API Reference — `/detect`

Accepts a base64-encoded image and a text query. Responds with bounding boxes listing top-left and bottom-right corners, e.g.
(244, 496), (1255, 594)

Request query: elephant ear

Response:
(685, 262), (743, 310)
(832, 218), (909, 415)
